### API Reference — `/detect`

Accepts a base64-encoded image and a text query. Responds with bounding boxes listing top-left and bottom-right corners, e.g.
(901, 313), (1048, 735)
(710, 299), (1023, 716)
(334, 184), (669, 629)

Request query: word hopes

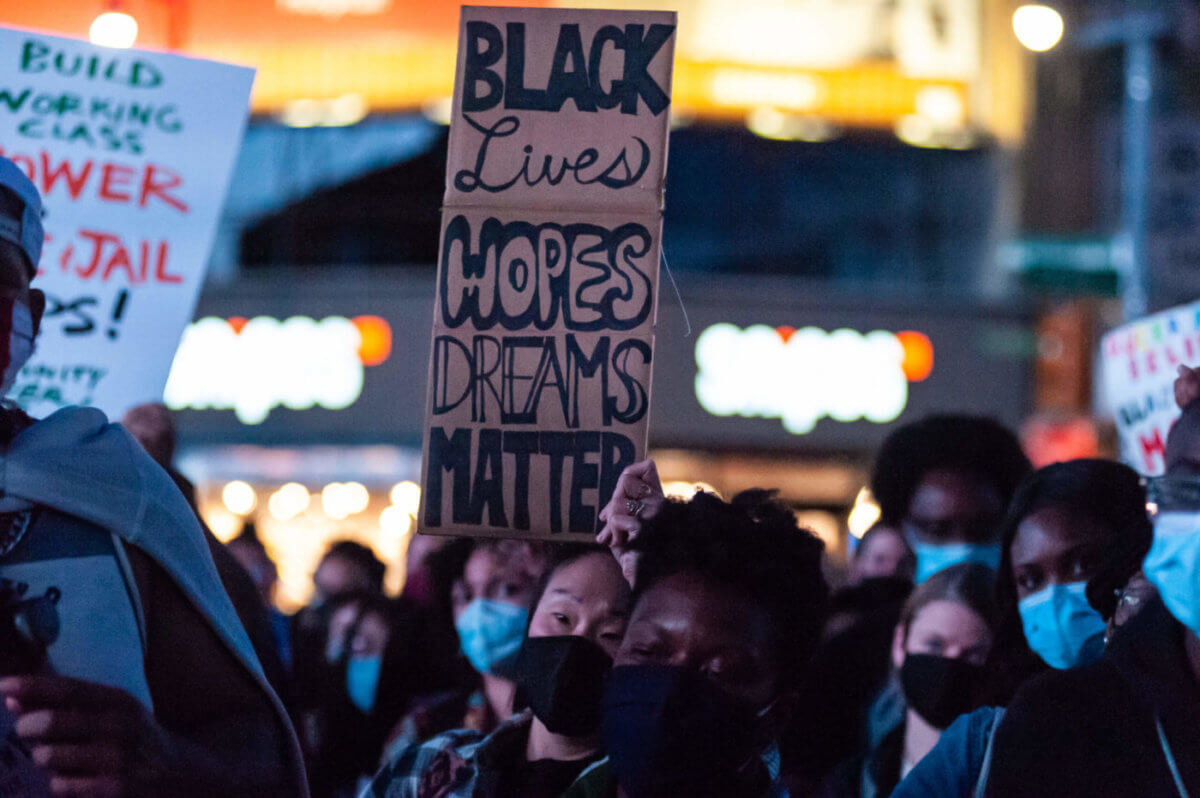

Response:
(421, 6), (676, 541)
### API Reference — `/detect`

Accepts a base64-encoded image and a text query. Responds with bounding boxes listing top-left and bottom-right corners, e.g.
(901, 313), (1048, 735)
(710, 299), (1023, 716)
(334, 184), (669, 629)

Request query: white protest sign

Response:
(0, 27), (253, 419)
(421, 6), (676, 541)
(1100, 299), (1200, 475)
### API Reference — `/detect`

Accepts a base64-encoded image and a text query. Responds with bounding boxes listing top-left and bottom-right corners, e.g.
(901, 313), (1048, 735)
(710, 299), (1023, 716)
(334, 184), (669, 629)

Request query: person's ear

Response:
(28, 289), (44, 336)
(891, 623), (907, 670)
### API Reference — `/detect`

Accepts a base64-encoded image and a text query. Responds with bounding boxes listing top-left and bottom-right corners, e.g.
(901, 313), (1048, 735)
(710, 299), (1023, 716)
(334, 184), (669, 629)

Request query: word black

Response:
(463, 22), (673, 116)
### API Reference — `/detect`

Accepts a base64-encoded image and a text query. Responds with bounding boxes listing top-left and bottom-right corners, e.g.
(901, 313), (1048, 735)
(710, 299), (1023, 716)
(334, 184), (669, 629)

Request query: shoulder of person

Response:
(560, 757), (615, 798)
(1006, 657), (1126, 723)
(987, 661), (1140, 796)
(893, 706), (1002, 798)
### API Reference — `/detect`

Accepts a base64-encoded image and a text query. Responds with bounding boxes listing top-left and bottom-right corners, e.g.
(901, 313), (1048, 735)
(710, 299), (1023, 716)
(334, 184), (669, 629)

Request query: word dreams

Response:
(463, 21), (673, 116)
(425, 427), (636, 534)
(432, 332), (650, 427)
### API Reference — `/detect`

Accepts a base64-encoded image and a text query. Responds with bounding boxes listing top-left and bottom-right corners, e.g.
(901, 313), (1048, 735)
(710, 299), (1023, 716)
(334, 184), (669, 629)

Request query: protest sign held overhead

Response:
(1101, 299), (1200, 475)
(422, 6), (675, 541)
(0, 27), (254, 419)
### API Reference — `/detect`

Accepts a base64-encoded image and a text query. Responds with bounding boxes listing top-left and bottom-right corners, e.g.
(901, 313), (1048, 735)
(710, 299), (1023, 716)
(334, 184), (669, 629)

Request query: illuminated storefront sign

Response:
(694, 323), (933, 434)
(165, 315), (392, 424)
(0, 1), (1001, 133)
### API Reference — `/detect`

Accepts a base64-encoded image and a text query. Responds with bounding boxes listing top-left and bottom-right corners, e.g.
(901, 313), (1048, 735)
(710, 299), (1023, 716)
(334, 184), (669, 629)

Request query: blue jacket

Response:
(891, 706), (1004, 798)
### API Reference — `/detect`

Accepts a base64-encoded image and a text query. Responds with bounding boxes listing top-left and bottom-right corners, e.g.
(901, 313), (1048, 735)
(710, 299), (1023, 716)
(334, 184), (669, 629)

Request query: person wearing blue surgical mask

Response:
(872, 416), (1032, 585)
(449, 541), (544, 728)
(959, 369), (1200, 797)
(994, 460), (1152, 683)
(785, 417), (1031, 787)
(891, 459), (1153, 798)
(307, 592), (424, 797)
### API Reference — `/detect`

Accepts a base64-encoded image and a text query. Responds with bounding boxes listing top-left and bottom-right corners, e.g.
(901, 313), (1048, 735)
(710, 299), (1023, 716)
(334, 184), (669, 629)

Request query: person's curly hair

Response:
(871, 414), (1032, 525)
(630, 490), (829, 686)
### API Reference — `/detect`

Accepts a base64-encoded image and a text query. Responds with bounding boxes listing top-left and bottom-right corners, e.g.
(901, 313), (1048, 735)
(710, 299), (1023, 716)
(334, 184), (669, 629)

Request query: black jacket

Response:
(986, 598), (1200, 797)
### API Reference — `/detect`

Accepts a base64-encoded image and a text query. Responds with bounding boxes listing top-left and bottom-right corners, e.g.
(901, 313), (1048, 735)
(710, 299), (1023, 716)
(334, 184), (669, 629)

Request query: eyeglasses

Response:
(1143, 476), (1200, 518)
(901, 515), (1000, 545)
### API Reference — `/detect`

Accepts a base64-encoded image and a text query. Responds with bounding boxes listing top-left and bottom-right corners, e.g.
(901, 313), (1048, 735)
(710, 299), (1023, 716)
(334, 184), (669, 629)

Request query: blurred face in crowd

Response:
(853, 525), (915, 583)
(314, 553), (374, 603)
(527, 552), (631, 657)
(451, 543), (541, 620)
(121, 403), (176, 468)
(227, 539), (278, 605)
(1009, 506), (1109, 601)
(893, 599), (993, 667)
(615, 571), (778, 708)
(406, 533), (446, 576)
(906, 469), (1005, 545)
(327, 601), (391, 657)
(350, 609), (391, 659)
(327, 600), (362, 661)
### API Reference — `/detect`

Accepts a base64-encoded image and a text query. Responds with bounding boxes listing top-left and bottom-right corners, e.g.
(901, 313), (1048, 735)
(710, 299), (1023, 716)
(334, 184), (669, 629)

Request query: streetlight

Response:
(1013, 4), (1065, 52)
(89, 5), (139, 49)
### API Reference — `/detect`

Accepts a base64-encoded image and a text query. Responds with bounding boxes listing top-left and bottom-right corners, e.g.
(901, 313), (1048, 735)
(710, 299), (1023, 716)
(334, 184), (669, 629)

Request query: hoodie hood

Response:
(0, 406), (307, 796)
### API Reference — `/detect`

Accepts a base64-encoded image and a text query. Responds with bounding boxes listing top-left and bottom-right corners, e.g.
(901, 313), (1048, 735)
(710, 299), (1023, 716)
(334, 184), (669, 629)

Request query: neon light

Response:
(164, 315), (390, 424)
(694, 324), (932, 434)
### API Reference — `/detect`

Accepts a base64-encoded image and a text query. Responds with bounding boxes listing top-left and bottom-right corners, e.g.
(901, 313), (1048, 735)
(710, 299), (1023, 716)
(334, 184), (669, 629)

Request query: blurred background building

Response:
(4, 0), (1198, 603)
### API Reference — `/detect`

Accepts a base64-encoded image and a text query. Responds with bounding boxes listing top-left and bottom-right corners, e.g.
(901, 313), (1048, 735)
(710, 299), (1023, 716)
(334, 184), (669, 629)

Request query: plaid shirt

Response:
(364, 711), (536, 798)
(365, 711), (788, 798)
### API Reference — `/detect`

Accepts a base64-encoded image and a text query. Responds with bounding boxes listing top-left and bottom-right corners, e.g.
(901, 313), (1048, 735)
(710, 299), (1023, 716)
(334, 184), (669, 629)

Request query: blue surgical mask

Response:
(1144, 512), (1200, 634)
(346, 655), (382, 713)
(454, 599), (528, 676)
(913, 541), (1002, 583)
(1018, 582), (1106, 669)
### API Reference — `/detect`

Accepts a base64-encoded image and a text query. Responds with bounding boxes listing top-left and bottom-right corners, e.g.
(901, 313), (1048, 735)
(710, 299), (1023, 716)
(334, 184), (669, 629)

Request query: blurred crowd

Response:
(2, 152), (1200, 798)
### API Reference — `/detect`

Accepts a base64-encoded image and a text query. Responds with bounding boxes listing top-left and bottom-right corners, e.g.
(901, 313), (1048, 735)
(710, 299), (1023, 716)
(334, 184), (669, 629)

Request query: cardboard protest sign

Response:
(421, 6), (675, 540)
(0, 27), (254, 419)
(1100, 299), (1200, 475)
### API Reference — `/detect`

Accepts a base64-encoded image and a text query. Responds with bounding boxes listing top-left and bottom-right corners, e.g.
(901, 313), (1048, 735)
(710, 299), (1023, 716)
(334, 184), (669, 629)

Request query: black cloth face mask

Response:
(601, 664), (767, 798)
(899, 652), (987, 729)
(513, 635), (613, 737)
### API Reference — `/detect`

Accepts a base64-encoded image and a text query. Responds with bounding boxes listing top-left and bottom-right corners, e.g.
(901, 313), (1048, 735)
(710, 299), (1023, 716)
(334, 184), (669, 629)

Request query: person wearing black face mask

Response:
(821, 564), (997, 798)
(571, 487), (829, 798)
(366, 545), (630, 798)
